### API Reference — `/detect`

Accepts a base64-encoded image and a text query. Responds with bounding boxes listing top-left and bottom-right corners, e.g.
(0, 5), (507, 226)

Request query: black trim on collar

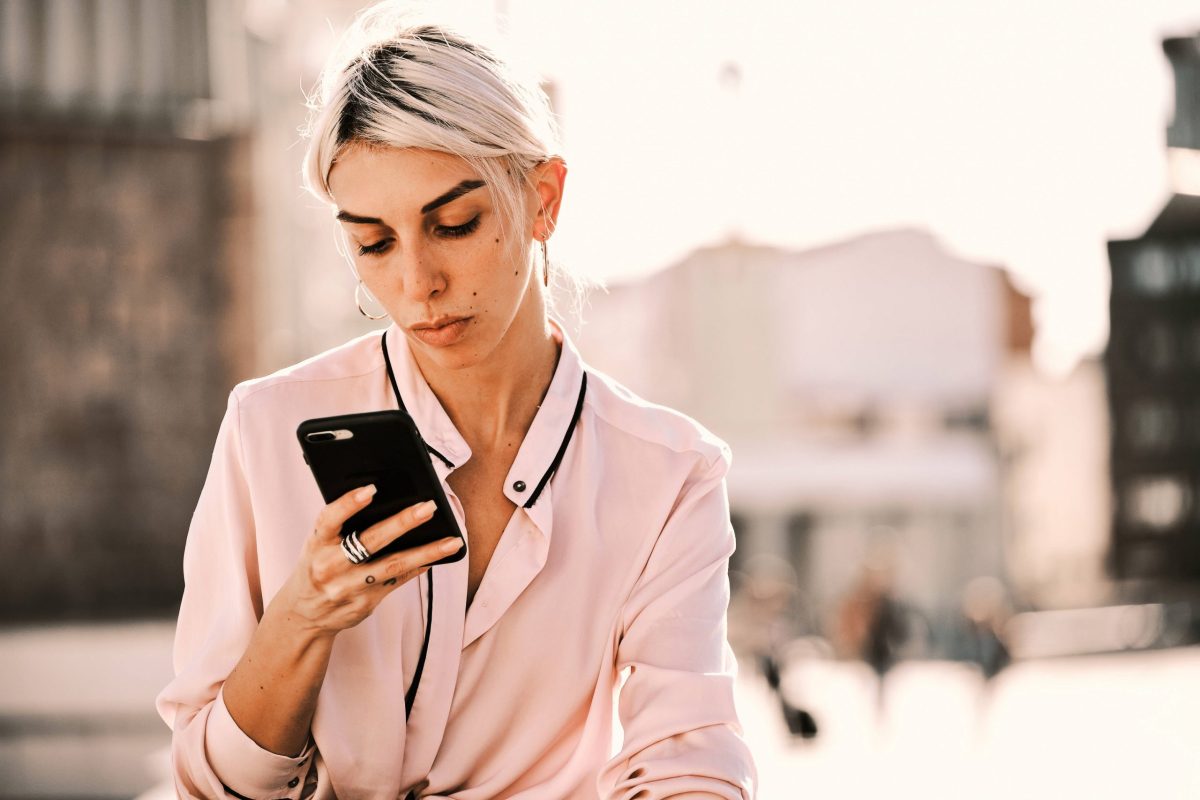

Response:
(381, 331), (455, 470)
(523, 372), (587, 509)
(381, 331), (437, 721)
(404, 567), (433, 717)
(379, 330), (588, 509)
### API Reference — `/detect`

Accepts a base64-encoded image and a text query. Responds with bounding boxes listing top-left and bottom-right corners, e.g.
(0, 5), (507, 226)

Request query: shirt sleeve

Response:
(598, 447), (758, 800)
(154, 390), (319, 799)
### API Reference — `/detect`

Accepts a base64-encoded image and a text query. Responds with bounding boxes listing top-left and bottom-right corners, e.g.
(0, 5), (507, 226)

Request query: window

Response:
(1124, 475), (1191, 531)
(1188, 402), (1200, 447)
(1136, 322), (1176, 374)
(1187, 320), (1200, 367)
(1131, 247), (1174, 295)
(1126, 399), (1179, 450)
(1180, 248), (1200, 292)
(1128, 245), (1200, 296)
(943, 406), (990, 433)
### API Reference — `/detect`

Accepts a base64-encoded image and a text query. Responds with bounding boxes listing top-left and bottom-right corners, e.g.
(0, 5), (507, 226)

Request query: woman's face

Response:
(328, 144), (559, 370)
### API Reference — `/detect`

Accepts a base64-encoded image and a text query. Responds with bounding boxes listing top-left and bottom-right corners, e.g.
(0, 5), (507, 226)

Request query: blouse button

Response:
(512, 480), (527, 492)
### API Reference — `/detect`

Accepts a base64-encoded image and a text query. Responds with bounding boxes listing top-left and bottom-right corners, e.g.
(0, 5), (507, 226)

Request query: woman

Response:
(157, 5), (756, 798)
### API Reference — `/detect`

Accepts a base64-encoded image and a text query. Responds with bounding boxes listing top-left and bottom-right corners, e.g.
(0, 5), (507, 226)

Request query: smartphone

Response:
(296, 410), (466, 565)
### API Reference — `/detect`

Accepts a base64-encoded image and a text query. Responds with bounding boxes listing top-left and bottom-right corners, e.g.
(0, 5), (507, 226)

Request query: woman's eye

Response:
(357, 239), (392, 257)
(436, 215), (481, 239)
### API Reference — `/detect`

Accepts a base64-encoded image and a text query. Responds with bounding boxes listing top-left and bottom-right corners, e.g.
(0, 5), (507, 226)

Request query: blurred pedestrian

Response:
(729, 556), (819, 740)
(960, 576), (1012, 722)
(833, 556), (909, 720)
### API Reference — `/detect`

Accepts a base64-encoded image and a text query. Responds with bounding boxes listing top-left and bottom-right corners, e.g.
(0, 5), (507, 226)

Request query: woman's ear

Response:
(530, 157), (567, 240)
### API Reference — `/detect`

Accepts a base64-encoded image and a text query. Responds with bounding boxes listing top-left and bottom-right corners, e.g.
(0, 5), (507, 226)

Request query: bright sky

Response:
(429, 0), (1200, 375)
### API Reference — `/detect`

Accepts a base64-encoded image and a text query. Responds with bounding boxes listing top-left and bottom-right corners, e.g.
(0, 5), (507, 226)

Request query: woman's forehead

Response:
(329, 145), (484, 215)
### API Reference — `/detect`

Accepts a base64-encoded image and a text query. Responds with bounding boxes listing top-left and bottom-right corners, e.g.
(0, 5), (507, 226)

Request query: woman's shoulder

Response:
(582, 366), (731, 473)
(230, 329), (386, 409)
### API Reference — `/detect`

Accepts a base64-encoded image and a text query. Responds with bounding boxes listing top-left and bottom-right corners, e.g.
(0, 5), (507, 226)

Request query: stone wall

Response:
(0, 124), (254, 620)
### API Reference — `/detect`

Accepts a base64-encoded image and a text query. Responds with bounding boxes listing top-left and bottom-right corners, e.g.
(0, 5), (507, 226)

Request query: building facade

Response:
(0, 0), (256, 619)
(572, 228), (1049, 649)
(1105, 35), (1200, 588)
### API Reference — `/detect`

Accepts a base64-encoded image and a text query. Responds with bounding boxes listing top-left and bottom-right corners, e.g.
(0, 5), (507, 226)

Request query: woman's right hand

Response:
(279, 485), (463, 637)
(222, 485), (460, 756)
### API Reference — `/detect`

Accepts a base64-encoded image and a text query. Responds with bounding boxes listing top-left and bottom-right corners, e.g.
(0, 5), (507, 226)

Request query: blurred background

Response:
(1, 0), (1199, 797)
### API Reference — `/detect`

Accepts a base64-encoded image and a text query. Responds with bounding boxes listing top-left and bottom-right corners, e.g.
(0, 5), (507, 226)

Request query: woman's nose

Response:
(396, 244), (447, 302)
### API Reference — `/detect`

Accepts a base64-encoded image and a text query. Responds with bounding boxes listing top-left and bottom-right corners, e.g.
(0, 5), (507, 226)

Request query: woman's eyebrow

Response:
(335, 179), (487, 225)
(336, 209), (385, 224)
(420, 179), (486, 214)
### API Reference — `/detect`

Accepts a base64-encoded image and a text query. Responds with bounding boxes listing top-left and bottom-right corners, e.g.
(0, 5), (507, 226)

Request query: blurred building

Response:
(1104, 34), (1200, 589)
(573, 229), (1068, 646)
(992, 356), (1112, 609)
(237, 0), (379, 373)
(0, 0), (256, 619)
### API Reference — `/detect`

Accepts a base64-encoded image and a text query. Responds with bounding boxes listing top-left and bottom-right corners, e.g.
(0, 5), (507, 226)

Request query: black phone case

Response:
(296, 410), (465, 565)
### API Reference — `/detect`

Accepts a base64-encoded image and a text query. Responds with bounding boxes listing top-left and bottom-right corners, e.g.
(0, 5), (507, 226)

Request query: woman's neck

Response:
(412, 291), (560, 456)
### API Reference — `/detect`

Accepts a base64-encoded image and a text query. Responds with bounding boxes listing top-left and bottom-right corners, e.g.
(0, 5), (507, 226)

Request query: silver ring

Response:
(341, 530), (371, 564)
(347, 530), (371, 562)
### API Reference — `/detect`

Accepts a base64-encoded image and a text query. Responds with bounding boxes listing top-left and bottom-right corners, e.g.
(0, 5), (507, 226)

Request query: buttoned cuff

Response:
(206, 687), (315, 798)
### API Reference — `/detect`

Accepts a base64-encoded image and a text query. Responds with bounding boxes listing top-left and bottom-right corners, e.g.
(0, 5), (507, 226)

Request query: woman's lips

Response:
(410, 316), (472, 347)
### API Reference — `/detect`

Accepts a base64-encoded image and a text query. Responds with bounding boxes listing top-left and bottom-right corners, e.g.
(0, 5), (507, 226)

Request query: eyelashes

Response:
(438, 215), (481, 239)
(356, 215), (481, 257)
(358, 240), (390, 256)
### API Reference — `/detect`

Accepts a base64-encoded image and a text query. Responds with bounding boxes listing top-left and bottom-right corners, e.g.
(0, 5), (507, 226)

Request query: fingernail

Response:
(441, 537), (463, 552)
(415, 500), (437, 519)
(355, 484), (377, 502)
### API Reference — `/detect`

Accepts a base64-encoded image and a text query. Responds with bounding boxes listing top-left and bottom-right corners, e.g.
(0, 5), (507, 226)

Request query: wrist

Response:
(263, 579), (338, 646)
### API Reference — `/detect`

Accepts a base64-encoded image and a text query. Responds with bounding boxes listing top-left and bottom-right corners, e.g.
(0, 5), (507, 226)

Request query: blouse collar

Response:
(382, 317), (586, 510)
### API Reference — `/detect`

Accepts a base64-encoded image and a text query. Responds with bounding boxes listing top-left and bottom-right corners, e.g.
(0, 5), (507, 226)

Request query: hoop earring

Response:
(540, 238), (550, 288)
(355, 281), (388, 320)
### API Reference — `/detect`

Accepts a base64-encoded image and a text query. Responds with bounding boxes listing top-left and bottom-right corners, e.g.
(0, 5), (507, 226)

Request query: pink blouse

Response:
(156, 321), (756, 799)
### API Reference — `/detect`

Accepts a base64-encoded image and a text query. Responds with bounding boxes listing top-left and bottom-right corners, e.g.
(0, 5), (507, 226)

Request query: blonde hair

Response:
(302, 4), (562, 281)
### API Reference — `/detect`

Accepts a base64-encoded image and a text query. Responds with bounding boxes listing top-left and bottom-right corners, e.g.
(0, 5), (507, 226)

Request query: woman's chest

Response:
(446, 459), (517, 607)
